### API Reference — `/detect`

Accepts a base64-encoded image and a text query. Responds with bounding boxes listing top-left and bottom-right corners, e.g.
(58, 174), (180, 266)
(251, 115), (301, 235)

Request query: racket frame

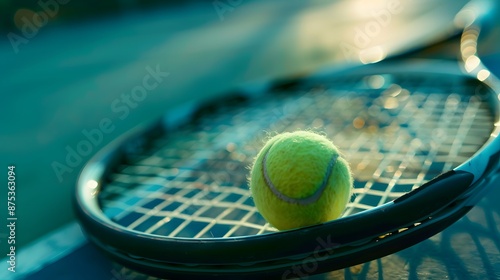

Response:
(74, 58), (500, 278)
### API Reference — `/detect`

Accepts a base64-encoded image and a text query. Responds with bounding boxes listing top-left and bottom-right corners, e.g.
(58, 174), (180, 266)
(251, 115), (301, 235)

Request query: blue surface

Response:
(24, 244), (113, 280)
(2, 0), (500, 279)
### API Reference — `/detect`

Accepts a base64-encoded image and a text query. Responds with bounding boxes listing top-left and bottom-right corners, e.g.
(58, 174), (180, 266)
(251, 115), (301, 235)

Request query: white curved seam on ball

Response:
(261, 144), (338, 206)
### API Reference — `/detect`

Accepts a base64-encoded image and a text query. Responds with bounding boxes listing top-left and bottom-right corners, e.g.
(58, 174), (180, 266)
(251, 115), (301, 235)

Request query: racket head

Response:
(74, 59), (500, 278)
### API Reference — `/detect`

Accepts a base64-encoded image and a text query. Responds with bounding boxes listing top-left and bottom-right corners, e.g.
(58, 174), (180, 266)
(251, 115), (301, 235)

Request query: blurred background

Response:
(0, 0), (197, 32)
(1, 0), (500, 279)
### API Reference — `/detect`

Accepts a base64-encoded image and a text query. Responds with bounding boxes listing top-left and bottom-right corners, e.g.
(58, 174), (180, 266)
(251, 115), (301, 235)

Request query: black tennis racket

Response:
(74, 61), (500, 279)
(74, 7), (500, 280)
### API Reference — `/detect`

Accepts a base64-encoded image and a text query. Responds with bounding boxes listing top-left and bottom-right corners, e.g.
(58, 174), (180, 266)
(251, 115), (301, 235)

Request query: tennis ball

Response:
(249, 131), (353, 230)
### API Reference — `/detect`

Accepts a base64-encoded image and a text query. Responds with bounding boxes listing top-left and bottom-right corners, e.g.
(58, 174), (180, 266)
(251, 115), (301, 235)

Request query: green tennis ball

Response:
(250, 131), (353, 230)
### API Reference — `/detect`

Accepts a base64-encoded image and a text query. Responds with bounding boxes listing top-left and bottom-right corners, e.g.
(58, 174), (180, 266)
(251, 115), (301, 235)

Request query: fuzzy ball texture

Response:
(250, 131), (353, 230)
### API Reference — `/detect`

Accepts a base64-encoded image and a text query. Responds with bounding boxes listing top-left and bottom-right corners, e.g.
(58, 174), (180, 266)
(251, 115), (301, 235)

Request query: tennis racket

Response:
(74, 8), (500, 280)
(74, 61), (500, 279)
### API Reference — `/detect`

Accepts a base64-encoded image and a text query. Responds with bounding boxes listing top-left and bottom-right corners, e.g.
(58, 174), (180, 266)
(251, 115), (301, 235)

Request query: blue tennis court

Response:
(2, 0), (500, 279)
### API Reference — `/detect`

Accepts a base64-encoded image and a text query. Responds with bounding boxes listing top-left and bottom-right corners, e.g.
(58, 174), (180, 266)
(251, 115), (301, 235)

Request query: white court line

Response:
(0, 222), (86, 280)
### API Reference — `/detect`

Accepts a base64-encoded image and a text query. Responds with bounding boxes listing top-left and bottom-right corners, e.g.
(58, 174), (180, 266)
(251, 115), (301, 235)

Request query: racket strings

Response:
(98, 73), (494, 239)
(346, 90), (492, 215)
